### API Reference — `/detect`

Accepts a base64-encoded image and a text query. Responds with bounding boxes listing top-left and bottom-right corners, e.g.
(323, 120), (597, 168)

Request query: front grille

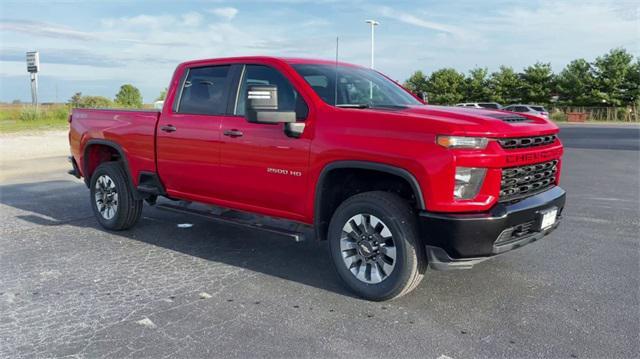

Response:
(498, 135), (557, 149)
(500, 159), (558, 201)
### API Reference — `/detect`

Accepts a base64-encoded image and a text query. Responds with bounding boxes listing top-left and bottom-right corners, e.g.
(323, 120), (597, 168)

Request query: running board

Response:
(156, 203), (308, 242)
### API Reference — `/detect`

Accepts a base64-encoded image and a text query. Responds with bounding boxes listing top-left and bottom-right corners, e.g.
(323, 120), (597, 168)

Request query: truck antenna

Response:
(334, 36), (339, 106)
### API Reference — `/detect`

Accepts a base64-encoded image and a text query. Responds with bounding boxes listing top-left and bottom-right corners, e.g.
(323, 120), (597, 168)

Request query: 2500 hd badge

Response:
(267, 167), (303, 177)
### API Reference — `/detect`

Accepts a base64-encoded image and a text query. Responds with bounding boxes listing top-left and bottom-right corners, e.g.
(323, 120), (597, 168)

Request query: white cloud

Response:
(1, 0), (636, 103)
(300, 19), (331, 27)
(181, 12), (203, 27)
(208, 7), (239, 21)
(0, 20), (96, 41)
(101, 14), (175, 30)
(467, 0), (639, 64)
(377, 6), (463, 35)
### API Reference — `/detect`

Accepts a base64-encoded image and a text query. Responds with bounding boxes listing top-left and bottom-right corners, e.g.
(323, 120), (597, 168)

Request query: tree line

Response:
(404, 48), (639, 107)
(69, 84), (144, 109)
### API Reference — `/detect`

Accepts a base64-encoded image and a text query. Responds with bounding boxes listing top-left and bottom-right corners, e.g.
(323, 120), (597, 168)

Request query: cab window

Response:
(177, 65), (231, 115)
(235, 65), (308, 120)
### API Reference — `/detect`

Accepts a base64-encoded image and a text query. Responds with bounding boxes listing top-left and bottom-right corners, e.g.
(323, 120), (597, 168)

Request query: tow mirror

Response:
(246, 85), (295, 124)
(418, 92), (428, 103)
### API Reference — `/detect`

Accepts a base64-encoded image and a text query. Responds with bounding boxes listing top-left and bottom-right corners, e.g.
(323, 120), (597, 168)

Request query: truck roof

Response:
(179, 56), (363, 69)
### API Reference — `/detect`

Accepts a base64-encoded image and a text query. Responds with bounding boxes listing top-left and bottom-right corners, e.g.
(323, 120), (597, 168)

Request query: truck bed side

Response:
(69, 108), (160, 187)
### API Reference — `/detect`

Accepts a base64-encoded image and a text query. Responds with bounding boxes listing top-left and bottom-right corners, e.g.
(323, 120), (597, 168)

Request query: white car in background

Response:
(455, 102), (502, 109)
(503, 104), (549, 118)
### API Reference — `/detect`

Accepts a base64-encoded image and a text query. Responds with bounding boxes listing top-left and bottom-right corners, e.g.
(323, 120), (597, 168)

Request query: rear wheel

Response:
(90, 162), (142, 230)
(328, 191), (426, 301)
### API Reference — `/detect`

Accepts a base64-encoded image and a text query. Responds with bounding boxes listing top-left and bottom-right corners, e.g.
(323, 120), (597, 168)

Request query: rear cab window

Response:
(176, 65), (232, 115)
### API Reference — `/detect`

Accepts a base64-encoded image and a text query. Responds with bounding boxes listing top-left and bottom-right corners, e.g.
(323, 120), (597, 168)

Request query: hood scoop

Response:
(488, 114), (532, 123)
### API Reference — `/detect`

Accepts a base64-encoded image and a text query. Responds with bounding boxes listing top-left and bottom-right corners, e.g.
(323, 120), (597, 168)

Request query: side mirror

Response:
(246, 85), (296, 124)
(418, 92), (428, 103)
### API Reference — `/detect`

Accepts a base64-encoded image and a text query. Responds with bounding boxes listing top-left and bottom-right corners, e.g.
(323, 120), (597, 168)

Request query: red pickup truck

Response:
(68, 56), (565, 301)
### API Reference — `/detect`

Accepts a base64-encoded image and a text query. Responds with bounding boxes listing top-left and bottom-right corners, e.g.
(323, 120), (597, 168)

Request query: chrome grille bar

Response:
(498, 135), (557, 149)
(500, 159), (558, 201)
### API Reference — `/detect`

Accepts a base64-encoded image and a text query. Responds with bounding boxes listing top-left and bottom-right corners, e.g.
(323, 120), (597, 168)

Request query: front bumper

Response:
(419, 186), (565, 270)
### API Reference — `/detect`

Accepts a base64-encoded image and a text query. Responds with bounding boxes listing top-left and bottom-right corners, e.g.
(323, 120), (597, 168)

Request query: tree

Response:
(556, 59), (594, 106)
(425, 68), (465, 105)
(79, 96), (113, 108)
(465, 67), (491, 102)
(68, 93), (113, 108)
(156, 87), (168, 102)
(69, 92), (83, 108)
(488, 66), (523, 104)
(115, 84), (143, 108)
(520, 62), (555, 104)
(620, 59), (639, 106)
(404, 71), (429, 95)
(592, 48), (635, 106)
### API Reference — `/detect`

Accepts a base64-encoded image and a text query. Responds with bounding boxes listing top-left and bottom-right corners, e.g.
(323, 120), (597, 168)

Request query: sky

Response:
(0, 0), (638, 103)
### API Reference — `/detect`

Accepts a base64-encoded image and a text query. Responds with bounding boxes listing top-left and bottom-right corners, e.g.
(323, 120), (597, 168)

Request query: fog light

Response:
(454, 167), (486, 199)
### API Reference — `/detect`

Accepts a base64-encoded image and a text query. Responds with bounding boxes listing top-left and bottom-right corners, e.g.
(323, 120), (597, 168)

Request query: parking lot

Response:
(1, 125), (638, 358)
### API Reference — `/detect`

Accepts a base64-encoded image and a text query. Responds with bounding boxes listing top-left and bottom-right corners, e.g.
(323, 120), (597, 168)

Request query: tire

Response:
(328, 191), (427, 301)
(89, 162), (143, 231)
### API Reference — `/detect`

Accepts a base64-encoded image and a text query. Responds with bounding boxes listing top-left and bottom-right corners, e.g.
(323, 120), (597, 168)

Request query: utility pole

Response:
(365, 20), (379, 69)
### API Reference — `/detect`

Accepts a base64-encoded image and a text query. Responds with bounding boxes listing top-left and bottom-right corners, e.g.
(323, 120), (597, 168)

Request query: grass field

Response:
(0, 104), (70, 133)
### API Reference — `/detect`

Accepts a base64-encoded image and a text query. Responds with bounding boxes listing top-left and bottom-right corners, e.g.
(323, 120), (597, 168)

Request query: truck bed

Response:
(69, 108), (160, 186)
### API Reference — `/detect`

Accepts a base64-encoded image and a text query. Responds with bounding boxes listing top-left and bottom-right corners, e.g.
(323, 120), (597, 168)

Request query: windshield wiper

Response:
(336, 104), (371, 108)
(335, 103), (407, 109)
(370, 104), (408, 109)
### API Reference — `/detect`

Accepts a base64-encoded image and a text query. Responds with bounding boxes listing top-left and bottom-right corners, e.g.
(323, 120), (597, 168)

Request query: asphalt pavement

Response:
(0, 125), (638, 358)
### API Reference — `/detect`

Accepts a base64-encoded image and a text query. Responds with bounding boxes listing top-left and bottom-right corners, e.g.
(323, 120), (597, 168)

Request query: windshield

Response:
(531, 106), (547, 112)
(292, 64), (422, 108)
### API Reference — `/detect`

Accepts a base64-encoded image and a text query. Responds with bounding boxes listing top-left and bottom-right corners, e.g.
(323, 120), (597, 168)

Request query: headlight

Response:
(437, 136), (488, 149)
(454, 167), (486, 200)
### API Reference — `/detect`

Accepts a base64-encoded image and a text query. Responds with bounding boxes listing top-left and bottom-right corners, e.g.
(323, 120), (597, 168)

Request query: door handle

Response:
(160, 125), (177, 133)
(223, 129), (244, 138)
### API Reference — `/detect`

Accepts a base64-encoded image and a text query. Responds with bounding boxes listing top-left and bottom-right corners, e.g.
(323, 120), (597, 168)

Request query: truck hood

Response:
(395, 105), (558, 137)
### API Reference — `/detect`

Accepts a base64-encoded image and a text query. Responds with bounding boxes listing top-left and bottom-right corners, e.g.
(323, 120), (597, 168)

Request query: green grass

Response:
(0, 105), (70, 133)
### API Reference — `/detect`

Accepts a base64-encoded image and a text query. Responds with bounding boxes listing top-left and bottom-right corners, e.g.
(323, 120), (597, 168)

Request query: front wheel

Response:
(90, 162), (143, 230)
(328, 191), (426, 301)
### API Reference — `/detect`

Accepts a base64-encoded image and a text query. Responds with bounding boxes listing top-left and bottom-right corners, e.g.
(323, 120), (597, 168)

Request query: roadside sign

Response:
(27, 51), (39, 73)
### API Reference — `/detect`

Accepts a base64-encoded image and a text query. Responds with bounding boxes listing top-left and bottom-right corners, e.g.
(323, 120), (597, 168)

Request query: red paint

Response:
(69, 56), (564, 224)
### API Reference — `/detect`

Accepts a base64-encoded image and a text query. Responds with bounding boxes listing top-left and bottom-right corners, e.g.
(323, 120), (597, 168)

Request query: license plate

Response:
(540, 207), (558, 230)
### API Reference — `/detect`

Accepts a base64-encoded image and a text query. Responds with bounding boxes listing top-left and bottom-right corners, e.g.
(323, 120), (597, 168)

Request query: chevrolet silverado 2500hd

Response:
(68, 57), (565, 301)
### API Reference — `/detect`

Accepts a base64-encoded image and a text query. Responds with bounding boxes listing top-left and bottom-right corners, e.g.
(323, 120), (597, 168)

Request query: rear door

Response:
(156, 64), (239, 200)
(218, 64), (311, 220)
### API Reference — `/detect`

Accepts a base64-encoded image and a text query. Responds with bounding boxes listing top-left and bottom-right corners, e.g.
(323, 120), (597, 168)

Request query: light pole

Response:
(365, 19), (379, 69)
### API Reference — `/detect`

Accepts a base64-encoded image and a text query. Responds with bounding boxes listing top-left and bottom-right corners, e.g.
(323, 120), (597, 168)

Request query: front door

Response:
(218, 64), (311, 220)
(156, 64), (235, 201)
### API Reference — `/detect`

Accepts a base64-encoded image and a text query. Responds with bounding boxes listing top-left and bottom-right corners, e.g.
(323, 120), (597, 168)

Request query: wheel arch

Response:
(83, 139), (140, 199)
(314, 160), (425, 241)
